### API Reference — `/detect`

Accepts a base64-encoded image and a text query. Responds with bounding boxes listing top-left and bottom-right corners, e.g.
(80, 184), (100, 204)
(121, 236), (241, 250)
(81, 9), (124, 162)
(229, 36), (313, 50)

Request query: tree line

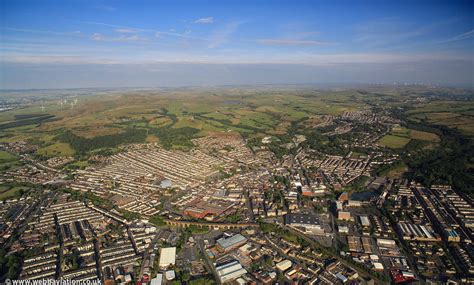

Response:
(56, 128), (147, 153)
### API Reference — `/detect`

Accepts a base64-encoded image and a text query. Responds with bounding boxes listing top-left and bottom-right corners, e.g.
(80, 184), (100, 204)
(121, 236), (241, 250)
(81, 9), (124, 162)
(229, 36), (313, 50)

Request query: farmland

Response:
(0, 88), (374, 154)
(0, 87), (472, 195)
(0, 150), (20, 172)
(378, 126), (441, 149)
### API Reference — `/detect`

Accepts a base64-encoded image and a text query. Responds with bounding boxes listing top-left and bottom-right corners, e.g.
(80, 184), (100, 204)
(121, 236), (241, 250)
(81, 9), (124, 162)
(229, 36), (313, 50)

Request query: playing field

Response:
(378, 135), (411, 149)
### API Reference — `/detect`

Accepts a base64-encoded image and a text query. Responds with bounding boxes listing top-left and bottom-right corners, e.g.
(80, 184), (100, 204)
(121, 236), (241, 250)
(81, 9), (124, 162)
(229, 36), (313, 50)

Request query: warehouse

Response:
(216, 234), (247, 252)
(158, 247), (176, 269)
(284, 213), (324, 233)
(216, 260), (247, 283)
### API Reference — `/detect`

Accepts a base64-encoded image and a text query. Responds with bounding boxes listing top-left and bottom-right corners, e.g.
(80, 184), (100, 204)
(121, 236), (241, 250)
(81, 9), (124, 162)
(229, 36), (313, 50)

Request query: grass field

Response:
(0, 87), (471, 155)
(380, 126), (440, 149)
(409, 129), (440, 142)
(405, 100), (474, 137)
(0, 185), (30, 200)
(385, 162), (408, 178)
(0, 150), (21, 172)
(378, 135), (411, 149)
(37, 142), (75, 157)
(350, 151), (368, 159)
(0, 150), (17, 162)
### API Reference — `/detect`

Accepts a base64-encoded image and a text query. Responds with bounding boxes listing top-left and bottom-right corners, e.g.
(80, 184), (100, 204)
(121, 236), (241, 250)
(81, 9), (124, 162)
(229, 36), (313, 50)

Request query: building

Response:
(338, 211), (351, 220)
(348, 200), (363, 207)
(338, 225), (349, 234)
(276, 260), (292, 272)
(284, 214), (324, 233)
(165, 270), (175, 281)
(151, 274), (163, 285)
(216, 234), (247, 252)
(158, 247), (176, 269)
(374, 262), (384, 271)
(359, 216), (370, 227)
(336, 273), (348, 283)
(216, 260), (247, 283)
(338, 192), (349, 202)
(377, 239), (396, 248)
(160, 179), (172, 188)
(445, 229), (461, 242)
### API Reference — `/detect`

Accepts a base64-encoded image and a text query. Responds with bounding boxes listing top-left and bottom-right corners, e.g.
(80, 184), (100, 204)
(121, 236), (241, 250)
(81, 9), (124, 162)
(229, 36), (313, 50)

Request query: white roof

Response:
(151, 274), (163, 285)
(374, 262), (384, 270)
(276, 259), (292, 271)
(159, 247), (176, 267)
(165, 270), (175, 281)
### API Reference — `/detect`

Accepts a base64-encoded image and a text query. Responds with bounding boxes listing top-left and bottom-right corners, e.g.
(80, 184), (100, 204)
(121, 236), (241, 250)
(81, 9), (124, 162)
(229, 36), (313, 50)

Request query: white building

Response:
(159, 247), (176, 269)
(216, 260), (247, 283)
(276, 259), (292, 272)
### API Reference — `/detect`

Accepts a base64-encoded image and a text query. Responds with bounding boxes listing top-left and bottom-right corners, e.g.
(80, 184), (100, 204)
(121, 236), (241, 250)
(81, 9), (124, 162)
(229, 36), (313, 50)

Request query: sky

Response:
(1, 0), (473, 89)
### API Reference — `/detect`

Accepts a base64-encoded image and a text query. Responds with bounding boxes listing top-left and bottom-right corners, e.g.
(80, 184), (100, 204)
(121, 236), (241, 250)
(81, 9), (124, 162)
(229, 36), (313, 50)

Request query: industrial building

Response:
(158, 247), (176, 269)
(216, 260), (247, 283)
(284, 213), (324, 233)
(216, 234), (247, 252)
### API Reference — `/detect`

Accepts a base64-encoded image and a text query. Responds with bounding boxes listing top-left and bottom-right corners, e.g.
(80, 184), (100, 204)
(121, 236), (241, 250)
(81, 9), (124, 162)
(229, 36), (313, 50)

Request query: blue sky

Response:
(1, 0), (473, 88)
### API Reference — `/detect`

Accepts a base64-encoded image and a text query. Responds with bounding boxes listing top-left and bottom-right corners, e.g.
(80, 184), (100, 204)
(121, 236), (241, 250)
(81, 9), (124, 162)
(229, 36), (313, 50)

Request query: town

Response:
(1, 96), (473, 285)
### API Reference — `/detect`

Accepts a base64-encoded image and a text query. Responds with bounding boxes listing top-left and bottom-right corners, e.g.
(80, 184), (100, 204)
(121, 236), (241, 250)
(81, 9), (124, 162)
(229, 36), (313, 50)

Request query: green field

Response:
(0, 150), (17, 162)
(0, 150), (20, 172)
(378, 135), (411, 149)
(379, 126), (440, 149)
(405, 100), (474, 137)
(0, 86), (471, 155)
(0, 185), (30, 200)
(37, 142), (75, 157)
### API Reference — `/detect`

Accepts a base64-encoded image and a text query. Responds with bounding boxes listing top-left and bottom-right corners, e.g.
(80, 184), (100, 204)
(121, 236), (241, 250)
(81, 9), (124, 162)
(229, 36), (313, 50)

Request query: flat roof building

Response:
(216, 260), (247, 283)
(338, 211), (351, 220)
(360, 215), (370, 227)
(276, 259), (292, 272)
(284, 214), (323, 233)
(159, 247), (176, 269)
(151, 274), (163, 285)
(216, 234), (247, 252)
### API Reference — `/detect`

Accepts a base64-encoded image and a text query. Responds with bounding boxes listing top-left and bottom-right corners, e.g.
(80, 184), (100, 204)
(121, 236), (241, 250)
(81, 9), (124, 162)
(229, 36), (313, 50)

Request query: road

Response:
(93, 237), (104, 282)
(138, 233), (160, 278)
(243, 188), (255, 222)
(126, 226), (139, 255)
(198, 239), (221, 285)
(281, 224), (383, 282)
(53, 213), (64, 279)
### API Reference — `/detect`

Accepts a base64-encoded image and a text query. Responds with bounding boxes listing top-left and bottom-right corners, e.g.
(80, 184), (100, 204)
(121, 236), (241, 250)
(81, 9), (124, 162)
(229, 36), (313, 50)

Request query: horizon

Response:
(1, 0), (474, 89)
(1, 82), (471, 93)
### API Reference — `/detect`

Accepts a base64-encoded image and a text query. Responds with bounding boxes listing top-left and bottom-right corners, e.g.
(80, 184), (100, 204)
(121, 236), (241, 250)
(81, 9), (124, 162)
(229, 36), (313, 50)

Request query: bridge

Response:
(164, 219), (259, 230)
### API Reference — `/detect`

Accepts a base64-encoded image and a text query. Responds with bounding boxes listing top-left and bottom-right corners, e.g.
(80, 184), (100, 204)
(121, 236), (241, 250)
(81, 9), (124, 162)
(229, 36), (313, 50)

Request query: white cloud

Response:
(208, 21), (242, 48)
(155, 30), (205, 40)
(83, 21), (149, 32)
(116, 28), (137, 34)
(440, 29), (474, 43)
(257, 39), (330, 46)
(91, 33), (104, 41)
(3, 55), (119, 64)
(194, 17), (214, 24)
(4, 27), (84, 37)
(90, 33), (145, 42)
(3, 52), (472, 67)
